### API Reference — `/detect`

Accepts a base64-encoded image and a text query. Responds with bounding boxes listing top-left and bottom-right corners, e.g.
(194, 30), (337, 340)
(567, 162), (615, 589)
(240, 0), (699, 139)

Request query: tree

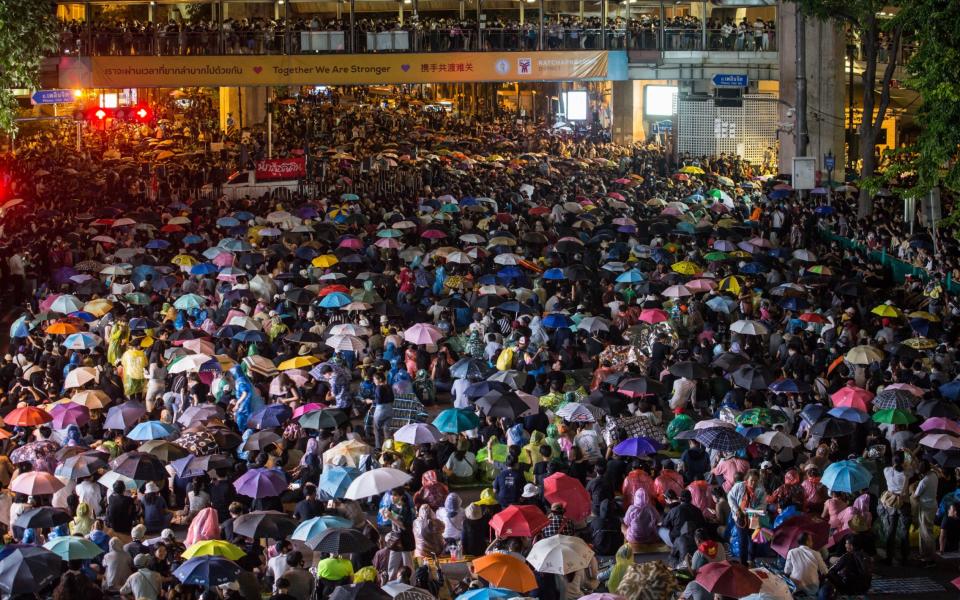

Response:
(879, 0), (960, 210)
(793, 0), (906, 216)
(0, 0), (59, 134)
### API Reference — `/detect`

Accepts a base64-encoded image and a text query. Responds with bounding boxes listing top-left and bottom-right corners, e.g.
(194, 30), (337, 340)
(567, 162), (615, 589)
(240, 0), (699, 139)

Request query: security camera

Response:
(786, 108), (795, 118)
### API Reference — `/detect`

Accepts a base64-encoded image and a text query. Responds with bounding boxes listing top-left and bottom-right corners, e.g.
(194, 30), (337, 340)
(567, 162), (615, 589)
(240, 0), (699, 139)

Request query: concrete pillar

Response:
(611, 80), (645, 145)
(777, 1), (845, 175)
(219, 87), (268, 131)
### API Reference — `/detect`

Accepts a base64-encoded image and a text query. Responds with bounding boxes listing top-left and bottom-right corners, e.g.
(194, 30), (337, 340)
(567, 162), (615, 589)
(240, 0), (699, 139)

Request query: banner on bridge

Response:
(63, 51), (614, 88)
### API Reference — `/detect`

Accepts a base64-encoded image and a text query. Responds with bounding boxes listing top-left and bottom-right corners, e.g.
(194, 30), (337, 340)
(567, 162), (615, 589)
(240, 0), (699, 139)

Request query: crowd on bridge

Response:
(0, 87), (955, 600)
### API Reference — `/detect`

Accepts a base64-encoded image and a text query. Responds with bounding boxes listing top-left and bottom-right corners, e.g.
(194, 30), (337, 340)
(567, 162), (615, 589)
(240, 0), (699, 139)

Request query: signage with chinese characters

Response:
(62, 52), (614, 88)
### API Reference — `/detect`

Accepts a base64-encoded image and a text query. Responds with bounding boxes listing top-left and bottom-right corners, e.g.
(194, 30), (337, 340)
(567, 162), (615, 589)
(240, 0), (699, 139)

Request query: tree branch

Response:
(874, 23), (904, 130)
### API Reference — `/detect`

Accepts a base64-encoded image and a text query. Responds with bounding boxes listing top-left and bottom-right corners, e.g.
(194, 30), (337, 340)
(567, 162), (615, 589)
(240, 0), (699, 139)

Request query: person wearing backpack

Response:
(493, 457), (525, 507)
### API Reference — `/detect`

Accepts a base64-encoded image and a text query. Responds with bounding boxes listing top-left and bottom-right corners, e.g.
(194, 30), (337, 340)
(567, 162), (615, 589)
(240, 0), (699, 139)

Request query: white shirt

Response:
(120, 569), (163, 600)
(784, 545), (828, 594)
(883, 466), (907, 495)
(669, 377), (696, 410)
(913, 472), (938, 510)
(451, 378), (471, 409)
(266, 553), (291, 584)
(76, 480), (105, 516)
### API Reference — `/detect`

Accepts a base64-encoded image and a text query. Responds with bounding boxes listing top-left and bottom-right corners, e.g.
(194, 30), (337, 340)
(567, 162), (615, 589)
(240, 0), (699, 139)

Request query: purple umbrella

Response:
(103, 401), (147, 430)
(233, 468), (288, 499)
(49, 403), (90, 429)
(52, 267), (78, 287)
(9, 440), (60, 473)
(612, 437), (661, 457)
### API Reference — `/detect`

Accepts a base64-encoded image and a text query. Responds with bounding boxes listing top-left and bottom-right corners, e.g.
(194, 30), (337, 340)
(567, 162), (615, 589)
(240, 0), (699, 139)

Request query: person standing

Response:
(913, 461), (939, 562)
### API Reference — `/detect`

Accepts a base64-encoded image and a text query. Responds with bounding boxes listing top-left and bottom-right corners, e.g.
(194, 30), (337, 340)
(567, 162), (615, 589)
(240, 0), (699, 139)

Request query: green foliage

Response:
(0, 0), (59, 134)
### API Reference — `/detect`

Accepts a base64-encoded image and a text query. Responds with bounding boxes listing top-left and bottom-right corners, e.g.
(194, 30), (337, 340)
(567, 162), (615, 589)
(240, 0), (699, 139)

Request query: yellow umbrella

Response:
(312, 254), (339, 268)
(717, 276), (745, 295)
(277, 356), (320, 371)
(182, 540), (246, 560)
(680, 166), (705, 175)
(83, 299), (114, 317)
(871, 304), (903, 318)
(171, 254), (198, 267)
(908, 311), (940, 322)
(322, 439), (372, 467)
(903, 337), (937, 350)
(845, 345), (885, 365)
(729, 250), (752, 258)
(671, 261), (702, 276)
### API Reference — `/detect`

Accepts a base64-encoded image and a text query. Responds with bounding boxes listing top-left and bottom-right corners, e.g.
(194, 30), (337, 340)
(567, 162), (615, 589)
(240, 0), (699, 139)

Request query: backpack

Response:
(495, 347), (515, 371)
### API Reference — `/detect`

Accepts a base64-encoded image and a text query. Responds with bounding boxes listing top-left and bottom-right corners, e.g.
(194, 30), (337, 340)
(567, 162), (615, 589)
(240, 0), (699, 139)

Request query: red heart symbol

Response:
(253, 66), (263, 74)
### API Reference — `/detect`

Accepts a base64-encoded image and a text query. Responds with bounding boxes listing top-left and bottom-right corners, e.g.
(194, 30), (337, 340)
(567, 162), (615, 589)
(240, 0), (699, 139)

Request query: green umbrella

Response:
(43, 536), (104, 560)
(736, 408), (780, 427)
(124, 292), (152, 306)
(477, 443), (508, 463)
(872, 408), (916, 425)
(703, 251), (730, 262)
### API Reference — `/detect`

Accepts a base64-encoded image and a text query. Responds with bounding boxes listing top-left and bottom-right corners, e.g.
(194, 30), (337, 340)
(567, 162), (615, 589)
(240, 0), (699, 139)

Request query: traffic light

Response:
(133, 105), (152, 122)
(82, 106), (113, 122)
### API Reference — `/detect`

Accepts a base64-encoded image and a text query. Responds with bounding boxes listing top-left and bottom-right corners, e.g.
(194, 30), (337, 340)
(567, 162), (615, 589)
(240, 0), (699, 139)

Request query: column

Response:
(611, 80), (644, 145)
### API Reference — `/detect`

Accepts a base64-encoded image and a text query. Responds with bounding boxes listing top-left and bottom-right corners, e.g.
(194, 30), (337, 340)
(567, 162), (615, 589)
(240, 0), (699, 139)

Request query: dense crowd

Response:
(0, 88), (956, 600)
(55, 13), (776, 55)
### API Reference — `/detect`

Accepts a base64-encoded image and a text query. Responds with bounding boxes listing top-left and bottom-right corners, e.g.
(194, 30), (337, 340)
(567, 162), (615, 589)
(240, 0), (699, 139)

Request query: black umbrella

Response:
(732, 365), (774, 391)
(438, 296), (470, 309)
(211, 427), (243, 449)
(695, 427), (747, 452)
(809, 418), (855, 438)
(472, 294), (504, 310)
(110, 451), (168, 481)
(284, 331), (323, 344)
(872, 389), (915, 411)
(565, 265), (592, 281)
(475, 391), (529, 419)
(14, 507), (71, 530)
(450, 357), (488, 380)
(233, 511), (297, 539)
(329, 582), (390, 600)
(300, 409), (349, 430)
(0, 546), (62, 594)
(917, 399), (960, 419)
(139, 440), (189, 462)
(465, 380), (510, 399)
(241, 431), (282, 452)
(669, 361), (711, 379)
(618, 377), (665, 397)
(834, 281), (861, 297)
(56, 452), (108, 479)
(933, 449), (960, 469)
(307, 527), (376, 553)
(712, 352), (747, 372)
(285, 288), (315, 306)
(495, 300), (537, 315)
(168, 328), (205, 342)
(586, 391), (627, 415)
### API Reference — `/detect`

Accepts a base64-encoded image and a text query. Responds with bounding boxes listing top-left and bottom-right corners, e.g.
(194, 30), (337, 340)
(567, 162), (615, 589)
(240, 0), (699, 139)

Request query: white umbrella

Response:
(249, 275), (278, 302)
(845, 345), (884, 365)
(576, 316), (609, 333)
(445, 251), (472, 265)
(328, 324), (371, 337)
(730, 319), (770, 336)
(662, 284), (692, 298)
(344, 467), (412, 500)
(555, 402), (596, 423)
(64, 367), (98, 389)
(754, 431), (801, 450)
(694, 418), (736, 430)
(393, 423), (444, 445)
(326, 334), (366, 353)
(49, 295), (84, 314)
(168, 354), (215, 374)
(791, 249), (817, 262)
(383, 581), (435, 600)
(526, 535), (594, 575)
(493, 253), (521, 266)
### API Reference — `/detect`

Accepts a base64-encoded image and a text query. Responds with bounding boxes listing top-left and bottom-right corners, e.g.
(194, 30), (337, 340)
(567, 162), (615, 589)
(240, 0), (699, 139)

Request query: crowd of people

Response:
(0, 87), (956, 600)
(55, 12), (776, 56)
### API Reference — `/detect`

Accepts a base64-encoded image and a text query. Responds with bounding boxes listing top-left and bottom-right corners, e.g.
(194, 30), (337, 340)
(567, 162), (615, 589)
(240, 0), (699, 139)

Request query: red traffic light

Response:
(94, 109), (106, 120)
(136, 108), (148, 119)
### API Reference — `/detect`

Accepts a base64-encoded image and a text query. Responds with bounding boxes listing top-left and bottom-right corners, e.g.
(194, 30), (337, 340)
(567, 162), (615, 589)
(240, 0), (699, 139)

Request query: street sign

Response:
(712, 73), (748, 87)
(652, 120), (672, 133)
(31, 89), (74, 105)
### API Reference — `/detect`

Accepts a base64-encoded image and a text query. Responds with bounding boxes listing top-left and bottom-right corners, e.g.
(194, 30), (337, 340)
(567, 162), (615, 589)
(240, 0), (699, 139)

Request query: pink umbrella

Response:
(49, 403), (90, 429)
(39, 294), (62, 313)
(421, 229), (447, 239)
(338, 238), (363, 250)
(212, 252), (235, 267)
(608, 192), (625, 201)
(660, 206), (682, 217)
(183, 338), (215, 356)
(270, 369), (309, 395)
(686, 278), (717, 292)
(11, 471), (65, 496)
(404, 323), (444, 345)
(374, 238), (401, 249)
(749, 237), (774, 248)
(886, 383), (926, 397)
(921, 418), (960, 435)
(639, 309), (669, 324)
(293, 403), (324, 418)
(831, 386), (874, 412)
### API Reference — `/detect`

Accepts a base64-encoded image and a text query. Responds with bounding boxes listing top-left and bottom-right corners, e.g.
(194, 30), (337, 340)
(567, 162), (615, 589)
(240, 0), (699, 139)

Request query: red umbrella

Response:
(639, 308), (669, 324)
(771, 514), (830, 558)
(695, 561), (762, 597)
(831, 386), (874, 412)
(542, 472), (591, 522)
(489, 505), (549, 537)
(4, 406), (52, 427)
(318, 284), (350, 297)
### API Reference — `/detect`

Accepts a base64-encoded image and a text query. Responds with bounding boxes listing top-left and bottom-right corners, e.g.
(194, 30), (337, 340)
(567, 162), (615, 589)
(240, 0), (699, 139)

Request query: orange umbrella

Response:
(472, 553), (538, 593)
(45, 321), (81, 335)
(826, 355), (844, 375)
(4, 406), (52, 427)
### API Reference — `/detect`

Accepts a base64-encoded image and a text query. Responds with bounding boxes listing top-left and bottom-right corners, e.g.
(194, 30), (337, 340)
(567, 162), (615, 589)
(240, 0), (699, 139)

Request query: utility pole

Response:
(794, 4), (808, 158)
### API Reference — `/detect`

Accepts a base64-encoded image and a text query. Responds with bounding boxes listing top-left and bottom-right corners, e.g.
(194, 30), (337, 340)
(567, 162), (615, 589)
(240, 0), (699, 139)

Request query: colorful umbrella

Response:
(542, 472), (591, 521)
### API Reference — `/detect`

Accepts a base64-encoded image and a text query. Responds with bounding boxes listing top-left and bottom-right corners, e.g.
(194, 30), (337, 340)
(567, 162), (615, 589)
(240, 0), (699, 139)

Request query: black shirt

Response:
(661, 501), (706, 539)
(294, 497), (325, 521)
(942, 515), (960, 552)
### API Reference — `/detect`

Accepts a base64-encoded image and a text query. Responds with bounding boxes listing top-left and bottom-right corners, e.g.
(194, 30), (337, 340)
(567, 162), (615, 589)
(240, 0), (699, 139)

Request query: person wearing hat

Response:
(141, 482), (170, 534)
(123, 524), (149, 560)
(517, 483), (546, 512)
(119, 553), (162, 600)
(539, 502), (574, 538)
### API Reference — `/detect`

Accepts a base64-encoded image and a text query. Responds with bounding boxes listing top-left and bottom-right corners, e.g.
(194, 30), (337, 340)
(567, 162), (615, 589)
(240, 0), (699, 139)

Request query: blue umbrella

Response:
(909, 318), (931, 337)
(10, 315), (31, 339)
(433, 408), (480, 433)
(827, 407), (870, 424)
(247, 404), (292, 429)
(779, 297), (809, 311)
(62, 332), (100, 350)
(800, 404), (827, 424)
(319, 292), (351, 308)
(616, 269), (645, 284)
(769, 189), (791, 200)
(736, 425), (765, 439)
(233, 211), (254, 221)
(215, 325), (245, 339)
(815, 206), (834, 215)
(940, 380), (960, 401)
(651, 248), (670, 263)
(129, 318), (159, 331)
(695, 427), (747, 452)
(542, 268), (566, 280)
(68, 311), (97, 323)
(190, 263), (218, 276)
(219, 238), (253, 252)
(768, 378), (810, 394)
(450, 358), (487, 379)
(706, 296), (737, 314)
(612, 437), (660, 457)
(174, 556), (241, 588)
(183, 234), (204, 245)
(822, 460), (872, 493)
(128, 421), (177, 441)
(291, 515), (352, 541)
(740, 262), (770, 274)
(457, 587), (519, 600)
(146, 239), (170, 250)
(233, 330), (268, 344)
(497, 266), (523, 279)
(217, 217), (241, 228)
(542, 313), (573, 329)
(318, 466), (360, 499)
(295, 247), (319, 260)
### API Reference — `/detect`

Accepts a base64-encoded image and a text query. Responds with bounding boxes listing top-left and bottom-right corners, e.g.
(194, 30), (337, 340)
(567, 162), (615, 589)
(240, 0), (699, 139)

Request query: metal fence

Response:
(675, 93), (778, 165)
